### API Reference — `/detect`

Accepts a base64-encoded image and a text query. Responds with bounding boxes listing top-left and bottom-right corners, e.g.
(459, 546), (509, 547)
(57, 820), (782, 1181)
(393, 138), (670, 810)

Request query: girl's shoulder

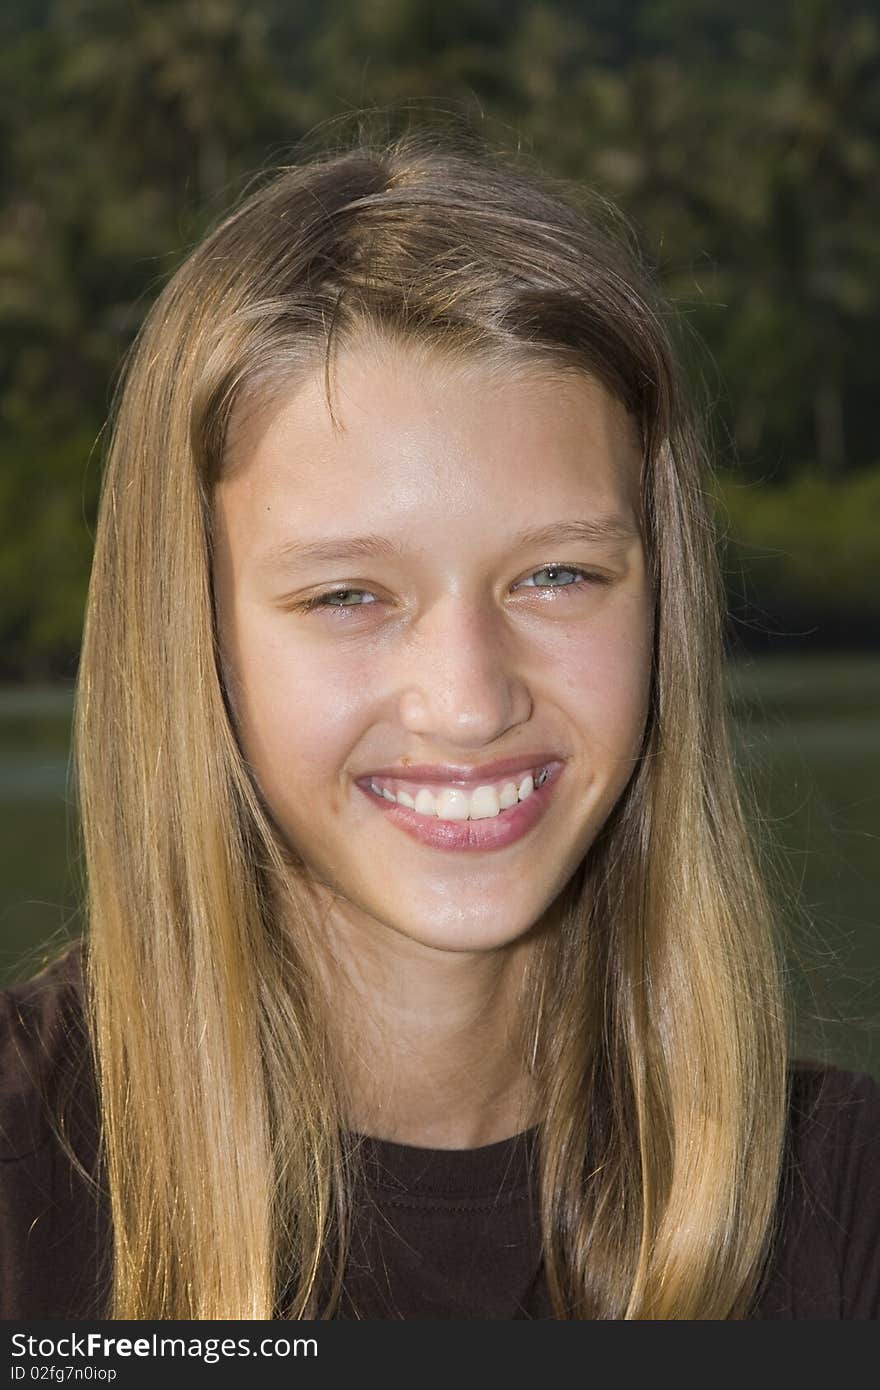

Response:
(0, 943), (109, 1320)
(0, 940), (91, 1160)
(756, 1056), (880, 1319)
(785, 1055), (880, 1169)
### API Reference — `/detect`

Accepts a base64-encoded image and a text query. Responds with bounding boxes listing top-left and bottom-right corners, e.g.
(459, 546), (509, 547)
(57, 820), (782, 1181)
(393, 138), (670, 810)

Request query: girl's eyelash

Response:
(295, 565), (611, 614)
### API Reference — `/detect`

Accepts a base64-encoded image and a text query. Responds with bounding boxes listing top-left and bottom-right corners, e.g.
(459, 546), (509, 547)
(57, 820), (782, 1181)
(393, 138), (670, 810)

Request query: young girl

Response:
(1, 127), (878, 1321)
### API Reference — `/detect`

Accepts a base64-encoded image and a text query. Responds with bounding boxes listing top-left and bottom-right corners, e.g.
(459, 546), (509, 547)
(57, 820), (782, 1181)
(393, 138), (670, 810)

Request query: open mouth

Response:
(355, 760), (565, 852)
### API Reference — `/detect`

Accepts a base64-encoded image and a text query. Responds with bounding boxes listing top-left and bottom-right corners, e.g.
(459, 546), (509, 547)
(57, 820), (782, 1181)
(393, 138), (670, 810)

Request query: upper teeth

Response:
(368, 766), (550, 821)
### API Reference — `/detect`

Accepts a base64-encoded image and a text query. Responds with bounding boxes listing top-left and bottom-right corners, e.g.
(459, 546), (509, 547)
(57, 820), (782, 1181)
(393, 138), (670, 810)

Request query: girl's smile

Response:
(212, 338), (654, 955)
(356, 755), (566, 852)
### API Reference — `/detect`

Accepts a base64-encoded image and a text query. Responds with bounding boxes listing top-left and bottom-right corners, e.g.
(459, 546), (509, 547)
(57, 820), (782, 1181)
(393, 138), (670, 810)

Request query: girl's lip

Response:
(358, 752), (564, 785)
(355, 760), (565, 853)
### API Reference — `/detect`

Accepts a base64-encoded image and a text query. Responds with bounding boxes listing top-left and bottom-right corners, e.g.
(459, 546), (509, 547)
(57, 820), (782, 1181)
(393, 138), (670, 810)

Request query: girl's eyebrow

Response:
(257, 515), (641, 571)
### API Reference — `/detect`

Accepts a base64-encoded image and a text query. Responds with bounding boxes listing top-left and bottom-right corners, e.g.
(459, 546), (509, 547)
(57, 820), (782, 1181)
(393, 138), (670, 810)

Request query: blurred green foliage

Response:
(716, 464), (880, 646)
(2, 0), (878, 678)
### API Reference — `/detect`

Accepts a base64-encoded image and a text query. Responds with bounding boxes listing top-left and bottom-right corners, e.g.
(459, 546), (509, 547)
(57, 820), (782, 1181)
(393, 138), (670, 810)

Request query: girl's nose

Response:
(394, 595), (533, 750)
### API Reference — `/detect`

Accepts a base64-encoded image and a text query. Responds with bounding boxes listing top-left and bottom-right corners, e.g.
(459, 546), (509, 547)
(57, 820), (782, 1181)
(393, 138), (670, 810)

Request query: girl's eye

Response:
(516, 564), (610, 593)
(295, 565), (610, 616)
(298, 588), (377, 612)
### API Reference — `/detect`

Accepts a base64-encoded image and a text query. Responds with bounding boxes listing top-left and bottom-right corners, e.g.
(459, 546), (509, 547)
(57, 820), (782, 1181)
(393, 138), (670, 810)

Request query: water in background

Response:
(2, 656), (878, 1078)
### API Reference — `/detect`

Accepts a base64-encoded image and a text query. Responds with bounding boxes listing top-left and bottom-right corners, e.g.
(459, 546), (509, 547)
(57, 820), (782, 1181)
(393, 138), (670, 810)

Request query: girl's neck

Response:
(314, 902), (541, 1149)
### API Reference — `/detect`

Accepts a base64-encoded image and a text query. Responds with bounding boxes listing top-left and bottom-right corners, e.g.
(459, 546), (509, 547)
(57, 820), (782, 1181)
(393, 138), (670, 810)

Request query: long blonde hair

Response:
(70, 122), (790, 1318)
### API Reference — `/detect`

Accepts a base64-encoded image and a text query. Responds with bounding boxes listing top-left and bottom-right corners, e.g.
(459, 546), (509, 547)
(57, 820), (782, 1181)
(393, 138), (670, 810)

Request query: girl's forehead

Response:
(222, 339), (643, 499)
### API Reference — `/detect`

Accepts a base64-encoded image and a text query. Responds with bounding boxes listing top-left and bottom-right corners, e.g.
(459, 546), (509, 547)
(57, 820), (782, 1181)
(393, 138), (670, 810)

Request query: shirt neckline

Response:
(347, 1124), (541, 1199)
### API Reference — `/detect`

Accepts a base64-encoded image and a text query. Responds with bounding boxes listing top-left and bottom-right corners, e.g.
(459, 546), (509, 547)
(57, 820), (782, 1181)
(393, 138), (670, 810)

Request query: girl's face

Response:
(213, 342), (654, 954)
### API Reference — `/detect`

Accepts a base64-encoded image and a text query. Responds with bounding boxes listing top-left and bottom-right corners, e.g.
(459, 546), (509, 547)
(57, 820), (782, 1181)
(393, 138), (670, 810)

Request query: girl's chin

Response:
(357, 902), (542, 953)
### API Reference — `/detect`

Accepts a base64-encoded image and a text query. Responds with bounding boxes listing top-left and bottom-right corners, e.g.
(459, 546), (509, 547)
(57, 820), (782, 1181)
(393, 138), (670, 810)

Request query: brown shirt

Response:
(2, 945), (879, 1319)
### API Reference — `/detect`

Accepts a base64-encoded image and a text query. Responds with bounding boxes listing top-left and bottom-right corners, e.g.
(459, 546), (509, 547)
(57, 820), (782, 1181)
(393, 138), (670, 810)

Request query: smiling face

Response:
(212, 339), (654, 956)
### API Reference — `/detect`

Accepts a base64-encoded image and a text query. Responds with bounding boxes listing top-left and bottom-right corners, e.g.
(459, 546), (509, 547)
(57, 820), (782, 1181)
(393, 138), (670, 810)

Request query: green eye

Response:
(305, 588), (376, 610)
